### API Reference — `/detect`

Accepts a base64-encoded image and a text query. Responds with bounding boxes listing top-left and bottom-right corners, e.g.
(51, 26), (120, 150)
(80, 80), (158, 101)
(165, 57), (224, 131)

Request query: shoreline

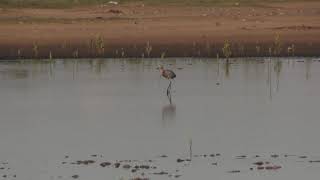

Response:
(0, 2), (319, 59)
(0, 41), (319, 60)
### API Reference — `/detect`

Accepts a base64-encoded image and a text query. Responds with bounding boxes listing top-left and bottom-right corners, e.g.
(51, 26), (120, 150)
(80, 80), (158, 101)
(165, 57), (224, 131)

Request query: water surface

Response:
(0, 58), (320, 180)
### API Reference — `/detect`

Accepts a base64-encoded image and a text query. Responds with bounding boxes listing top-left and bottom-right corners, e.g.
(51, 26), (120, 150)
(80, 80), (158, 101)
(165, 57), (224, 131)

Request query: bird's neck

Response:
(160, 69), (164, 75)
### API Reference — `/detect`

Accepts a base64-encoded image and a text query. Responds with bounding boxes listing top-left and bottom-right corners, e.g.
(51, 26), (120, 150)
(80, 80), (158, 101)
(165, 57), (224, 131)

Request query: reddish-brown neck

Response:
(160, 68), (164, 75)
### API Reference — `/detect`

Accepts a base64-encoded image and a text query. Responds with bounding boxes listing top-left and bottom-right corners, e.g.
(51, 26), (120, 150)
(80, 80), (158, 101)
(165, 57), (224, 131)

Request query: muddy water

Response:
(0, 58), (320, 180)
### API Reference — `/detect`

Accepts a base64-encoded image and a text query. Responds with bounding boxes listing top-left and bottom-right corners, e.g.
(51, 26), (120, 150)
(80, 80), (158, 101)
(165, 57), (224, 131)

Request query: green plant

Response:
(61, 41), (67, 49)
(49, 51), (53, 60)
(88, 34), (105, 56)
(145, 41), (152, 57)
(287, 44), (295, 56)
(238, 43), (244, 55)
(161, 52), (166, 58)
(189, 138), (192, 161)
(95, 34), (105, 55)
(268, 47), (272, 56)
(17, 49), (21, 59)
(206, 41), (211, 56)
(222, 40), (232, 59)
(73, 49), (79, 58)
(121, 48), (125, 57)
(273, 33), (282, 56)
(33, 42), (39, 58)
(256, 45), (261, 55)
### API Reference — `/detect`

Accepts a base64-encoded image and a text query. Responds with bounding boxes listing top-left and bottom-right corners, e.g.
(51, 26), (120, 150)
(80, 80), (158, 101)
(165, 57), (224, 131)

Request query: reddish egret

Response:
(159, 65), (176, 95)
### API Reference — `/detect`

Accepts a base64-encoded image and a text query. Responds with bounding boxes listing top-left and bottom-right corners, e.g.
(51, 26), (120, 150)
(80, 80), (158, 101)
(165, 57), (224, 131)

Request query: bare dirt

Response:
(0, 2), (319, 59)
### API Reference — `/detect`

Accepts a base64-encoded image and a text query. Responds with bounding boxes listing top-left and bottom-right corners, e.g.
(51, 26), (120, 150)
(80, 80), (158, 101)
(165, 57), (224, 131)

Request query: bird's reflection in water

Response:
(162, 92), (176, 127)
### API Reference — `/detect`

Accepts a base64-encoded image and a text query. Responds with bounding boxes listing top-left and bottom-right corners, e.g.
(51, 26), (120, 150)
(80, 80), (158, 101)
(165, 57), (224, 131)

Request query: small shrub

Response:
(222, 40), (232, 59)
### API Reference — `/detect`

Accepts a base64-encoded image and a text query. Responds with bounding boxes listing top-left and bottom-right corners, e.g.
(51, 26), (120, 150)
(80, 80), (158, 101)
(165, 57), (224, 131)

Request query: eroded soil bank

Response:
(0, 2), (319, 59)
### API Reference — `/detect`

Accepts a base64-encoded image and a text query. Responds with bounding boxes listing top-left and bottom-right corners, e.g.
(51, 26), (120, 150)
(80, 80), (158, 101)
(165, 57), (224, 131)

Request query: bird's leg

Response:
(168, 93), (172, 104)
(171, 79), (176, 92)
(167, 81), (172, 96)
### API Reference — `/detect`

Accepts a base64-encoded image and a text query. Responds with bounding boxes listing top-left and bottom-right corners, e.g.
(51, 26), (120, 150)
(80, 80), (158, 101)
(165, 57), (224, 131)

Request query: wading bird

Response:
(159, 65), (176, 95)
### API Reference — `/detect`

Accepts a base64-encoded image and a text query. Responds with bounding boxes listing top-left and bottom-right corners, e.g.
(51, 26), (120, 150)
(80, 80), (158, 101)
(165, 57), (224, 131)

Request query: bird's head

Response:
(158, 65), (164, 74)
(158, 65), (164, 69)
(158, 65), (164, 71)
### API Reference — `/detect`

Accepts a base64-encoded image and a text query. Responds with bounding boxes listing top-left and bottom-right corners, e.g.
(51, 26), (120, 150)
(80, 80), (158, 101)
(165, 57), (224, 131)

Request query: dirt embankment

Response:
(0, 2), (320, 59)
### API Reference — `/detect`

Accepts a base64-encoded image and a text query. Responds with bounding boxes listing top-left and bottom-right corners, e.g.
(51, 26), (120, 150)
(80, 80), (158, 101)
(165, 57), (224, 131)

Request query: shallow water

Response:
(1, 58), (320, 180)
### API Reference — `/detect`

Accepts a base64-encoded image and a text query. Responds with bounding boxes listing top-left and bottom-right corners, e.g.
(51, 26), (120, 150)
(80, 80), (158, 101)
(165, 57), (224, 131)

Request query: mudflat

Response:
(0, 1), (319, 59)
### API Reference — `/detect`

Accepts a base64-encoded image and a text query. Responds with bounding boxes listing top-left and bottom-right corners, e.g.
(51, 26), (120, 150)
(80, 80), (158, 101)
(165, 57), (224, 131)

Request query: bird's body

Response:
(160, 67), (176, 80)
(159, 66), (176, 95)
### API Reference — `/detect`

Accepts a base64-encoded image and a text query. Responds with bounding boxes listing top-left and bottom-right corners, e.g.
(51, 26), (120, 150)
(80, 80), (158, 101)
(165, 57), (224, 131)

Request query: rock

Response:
(73, 160), (95, 165)
(177, 159), (184, 163)
(153, 171), (169, 175)
(114, 162), (120, 168)
(123, 164), (131, 169)
(257, 166), (264, 170)
(253, 161), (264, 166)
(71, 175), (79, 179)
(227, 170), (240, 173)
(131, 177), (149, 180)
(159, 155), (168, 158)
(266, 165), (281, 170)
(309, 160), (320, 163)
(236, 155), (246, 159)
(139, 165), (150, 169)
(100, 162), (111, 167)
